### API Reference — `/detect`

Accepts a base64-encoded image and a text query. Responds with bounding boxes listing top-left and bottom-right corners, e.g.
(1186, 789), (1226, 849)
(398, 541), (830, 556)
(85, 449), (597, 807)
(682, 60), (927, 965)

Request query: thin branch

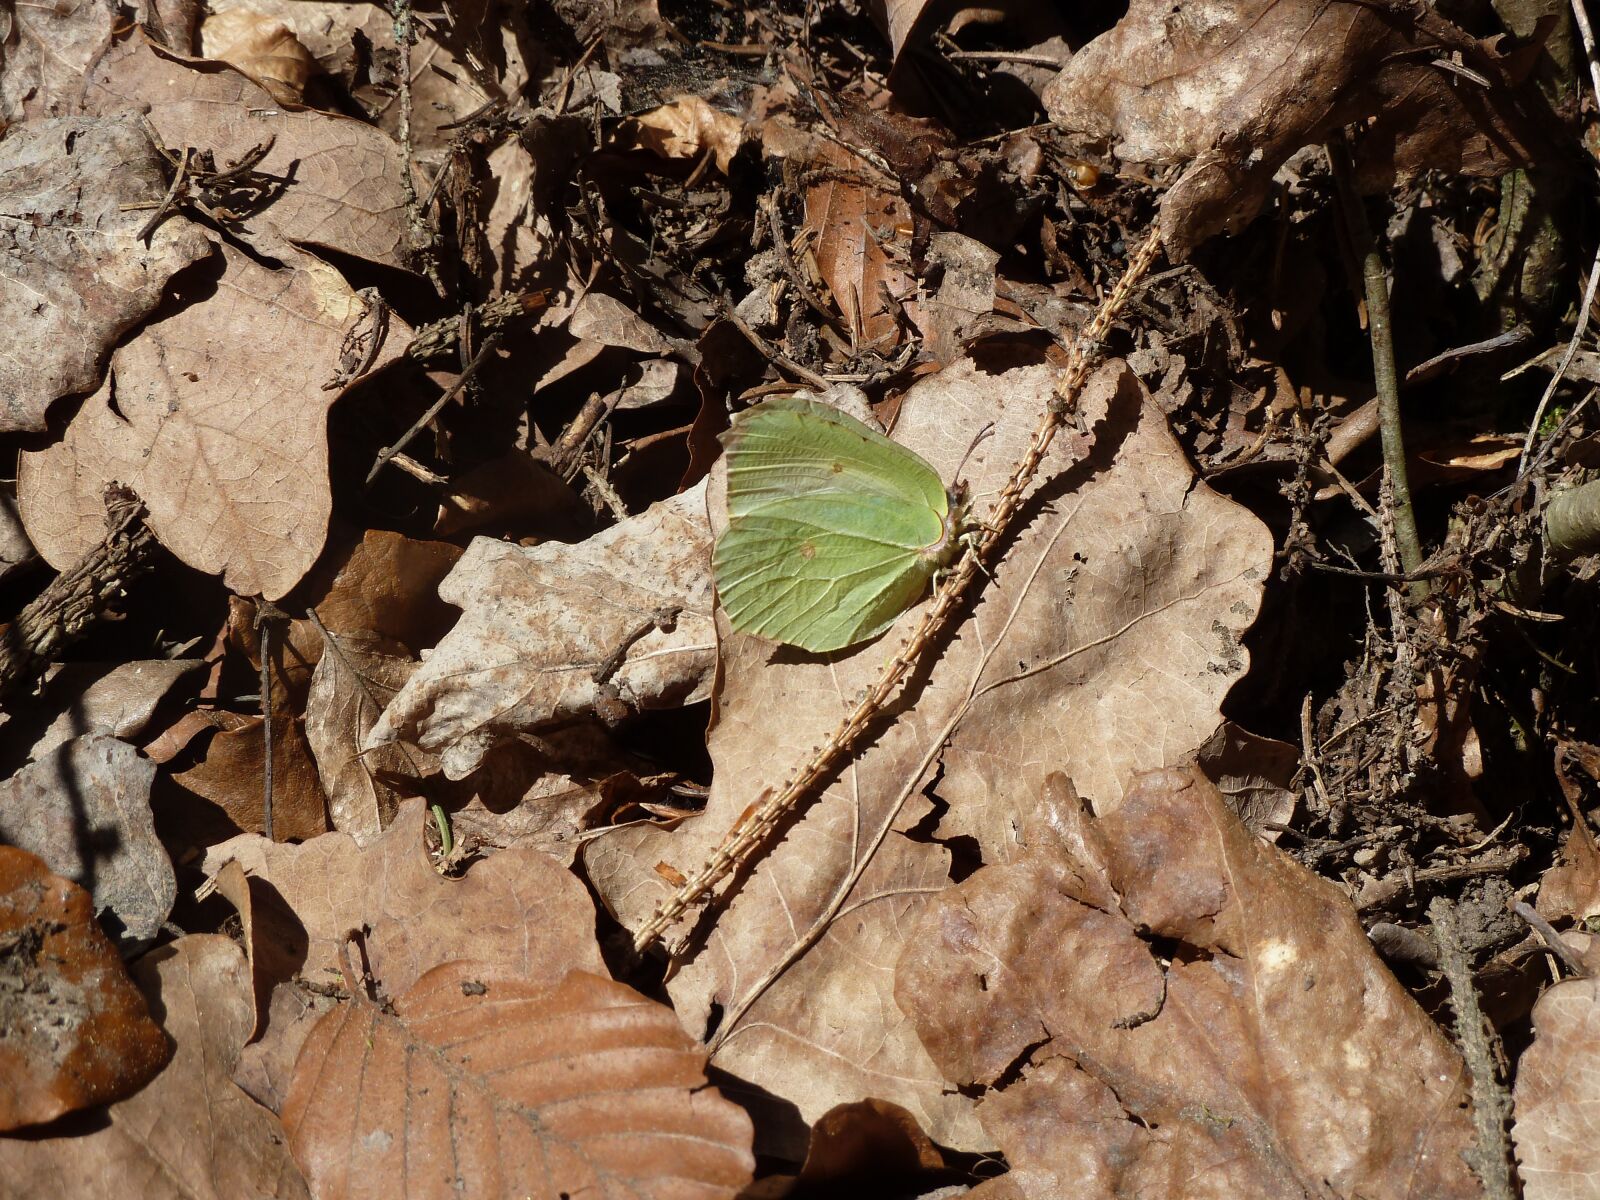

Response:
(1328, 139), (1427, 598)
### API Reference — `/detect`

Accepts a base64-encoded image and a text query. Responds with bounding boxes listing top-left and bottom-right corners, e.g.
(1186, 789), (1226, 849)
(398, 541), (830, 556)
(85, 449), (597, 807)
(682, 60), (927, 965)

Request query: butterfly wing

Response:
(713, 398), (952, 653)
(721, 396), (949, 520)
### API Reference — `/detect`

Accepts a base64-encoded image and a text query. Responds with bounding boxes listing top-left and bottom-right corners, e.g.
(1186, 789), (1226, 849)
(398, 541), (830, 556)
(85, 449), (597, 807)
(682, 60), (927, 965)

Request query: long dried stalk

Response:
(634, 229), (1165, 953)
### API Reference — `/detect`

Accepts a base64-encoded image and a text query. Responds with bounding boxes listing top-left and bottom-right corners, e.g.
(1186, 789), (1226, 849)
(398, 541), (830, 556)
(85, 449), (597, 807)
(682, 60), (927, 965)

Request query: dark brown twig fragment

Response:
(1429, 897), (1515, 1200)
(0, 487), (157, 702)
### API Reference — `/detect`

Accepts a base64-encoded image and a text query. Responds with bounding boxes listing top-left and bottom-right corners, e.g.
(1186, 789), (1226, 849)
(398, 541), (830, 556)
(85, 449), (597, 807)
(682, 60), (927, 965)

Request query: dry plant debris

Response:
(4, 0), (1600, 1195)
(282, 964), (756, 1199)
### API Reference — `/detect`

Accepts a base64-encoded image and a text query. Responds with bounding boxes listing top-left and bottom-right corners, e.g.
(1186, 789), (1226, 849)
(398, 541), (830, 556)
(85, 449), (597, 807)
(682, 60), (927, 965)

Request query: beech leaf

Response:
(283, 965), (756, 1200)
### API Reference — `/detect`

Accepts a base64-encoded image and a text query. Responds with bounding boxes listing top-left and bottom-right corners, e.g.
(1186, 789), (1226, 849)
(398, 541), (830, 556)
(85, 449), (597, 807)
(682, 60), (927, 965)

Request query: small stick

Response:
(0, 486), (157, 700)
(1328, 139), (1426, 598)
(1429, 898), (1515, 1200)
(633, 229), (1164, 953)
(366, 332), (504, 485)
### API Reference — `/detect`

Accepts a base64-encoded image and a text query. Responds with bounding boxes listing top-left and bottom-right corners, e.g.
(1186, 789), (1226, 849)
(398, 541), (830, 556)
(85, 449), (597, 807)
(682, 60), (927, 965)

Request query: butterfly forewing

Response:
(722, 397), (949, 518)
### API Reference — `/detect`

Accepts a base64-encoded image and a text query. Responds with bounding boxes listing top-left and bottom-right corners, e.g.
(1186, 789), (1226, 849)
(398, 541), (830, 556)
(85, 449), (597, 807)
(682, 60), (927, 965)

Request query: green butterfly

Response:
(712, 395), (968, 653)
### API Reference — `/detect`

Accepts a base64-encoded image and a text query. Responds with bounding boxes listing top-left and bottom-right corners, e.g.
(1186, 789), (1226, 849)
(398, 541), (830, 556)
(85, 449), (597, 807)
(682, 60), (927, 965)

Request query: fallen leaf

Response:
(0, 114), (214, 433)
(896, 767), (1479, 1198)
(802, 139), (916, 350)
(1513, 974), (1600, 1200)
(623, 95), (747, 174)
(1537, 744), (1600, 925)
(226, 528), (465, 707)
(793, 1099), (945, 1189)
(0, 735), (174, 944)
(1044, 0), (1548, 255)
(0, 659), (203, 768)
(0, 494), (35, 582)
(283, 965), (755, 1200)
(1194, 720), (1300, 838)
(304, 629), (420, 844)
(568, 290), (679, 356)
(0, 0), (114, 123)
(83, 36), (410, 267)
(169, 714), (330, 842)
(370, 485), (718, 779)
(0, 934), (310, 1199)
(201, 796), (605, 1109)
(197, 9), (316, 105)
(0, 847), (168, 1131)
(585, 359), (1273, 1152)
(17, 241), (405, 599)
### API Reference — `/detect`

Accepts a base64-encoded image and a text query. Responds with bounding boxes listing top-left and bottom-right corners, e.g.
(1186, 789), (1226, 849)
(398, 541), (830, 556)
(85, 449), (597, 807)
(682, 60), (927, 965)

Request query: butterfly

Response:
(711, 395), (967, 653)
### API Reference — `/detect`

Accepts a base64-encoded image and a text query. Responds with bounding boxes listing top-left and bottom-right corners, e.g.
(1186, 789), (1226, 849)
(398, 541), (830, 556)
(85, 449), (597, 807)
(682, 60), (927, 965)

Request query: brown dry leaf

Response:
(568, 290), (679, 356)
(585, 360), (1273, 1152)
(1194, 720), (1300, 838)
(283, 964), (754, 1200)
(0, 0), (114, 123)
(0, 846), (168, 1131)
(0, 934), (309, 1199)
(802, 139), (916, 350)
(201, 796), (605, 1109)
(0, 735), (174, 943)
(201, 0), (390, 93)
(793, 1099), (945, 1189)
(435, 729), (630, 866)
(0, 494), (35, 581)
(83, 36), (409, 267)
(1538, 745), (1600, 925)
(918, 231), (1001, 365)
(1512, 974), (1600, 1199)
(304, 629), (421, 845)
(0, 659), (201, 768)
(228, 528), (465, 706)
(1044, 0), (1546, 256)
(0, 114), (214, 433)
(170, 714), (330, 842)
(197, 9), (316, 104)
(17, 241), (405, 599)
(897, 767), (1477, 1198)
(369, 485), (717, 779)
(624, 95), (747, 174)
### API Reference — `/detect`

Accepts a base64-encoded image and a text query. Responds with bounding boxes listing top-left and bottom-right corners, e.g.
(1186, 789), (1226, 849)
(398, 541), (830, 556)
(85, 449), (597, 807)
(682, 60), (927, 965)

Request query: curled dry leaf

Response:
(305, 630), (420, 845)
(201, 796), (606, 1108)
(370, 485), (718, 779)
(0, 114), (214, 433)
(0, 846), (168, 1131)
(0, 934), (310, 1200)
(896, 767), (1477, 1199)
(1513, 974), (1600, 1200)
(1044, 0), (1547, 255)
(0, 735), (174, 944)
(197, 9), (317, 105)
(83, 37), (409, 267)
(18, 242), (405, 600)
(283, 965), (756, 1200)
(623, 95), (747, 175)
(585, 360), (1273, 1152)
